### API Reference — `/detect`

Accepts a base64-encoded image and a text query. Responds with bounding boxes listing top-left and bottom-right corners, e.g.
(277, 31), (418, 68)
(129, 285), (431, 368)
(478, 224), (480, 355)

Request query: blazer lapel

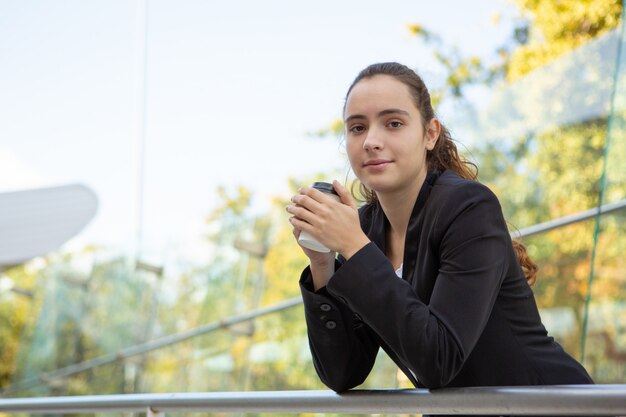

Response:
(402, 170), (440, 282)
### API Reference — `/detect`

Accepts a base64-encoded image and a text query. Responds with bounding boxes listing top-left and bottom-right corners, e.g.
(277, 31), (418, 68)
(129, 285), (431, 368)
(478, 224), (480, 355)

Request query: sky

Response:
(0, 0), (517, 264)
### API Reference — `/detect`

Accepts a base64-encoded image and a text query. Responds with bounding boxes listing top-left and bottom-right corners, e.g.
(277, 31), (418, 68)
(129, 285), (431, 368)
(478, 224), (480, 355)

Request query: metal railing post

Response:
(146, 407), (163, 417)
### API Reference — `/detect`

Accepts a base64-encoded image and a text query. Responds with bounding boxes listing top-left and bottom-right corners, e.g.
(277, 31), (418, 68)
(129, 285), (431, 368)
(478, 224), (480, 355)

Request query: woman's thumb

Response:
(333, 180), (356, 208)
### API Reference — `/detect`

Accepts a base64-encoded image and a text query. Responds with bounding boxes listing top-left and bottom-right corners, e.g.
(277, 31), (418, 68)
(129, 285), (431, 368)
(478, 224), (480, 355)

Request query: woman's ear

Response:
(425, 118), (440, 150)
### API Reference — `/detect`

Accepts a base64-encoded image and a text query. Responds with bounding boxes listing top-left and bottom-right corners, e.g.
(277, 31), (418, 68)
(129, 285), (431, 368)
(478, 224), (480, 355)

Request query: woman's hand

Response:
(287, 180), (370, 260)
(287, 180), (370, 291)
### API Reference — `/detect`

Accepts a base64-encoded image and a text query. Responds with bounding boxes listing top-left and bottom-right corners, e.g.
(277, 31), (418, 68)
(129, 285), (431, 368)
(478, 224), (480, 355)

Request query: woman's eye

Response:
(349, 125), (365, 133)
(388, 121), (403, 128)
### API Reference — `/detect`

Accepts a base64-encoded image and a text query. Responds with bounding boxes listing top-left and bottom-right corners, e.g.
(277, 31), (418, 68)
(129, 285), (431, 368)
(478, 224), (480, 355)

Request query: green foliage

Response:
(206, 185), (253, 223)
(508, 0), (623, 80)
(0, 265), (37, 390)
(407, 0), (623, 95)
(407, 22), (507, 100)
(307, 117), (345, 138)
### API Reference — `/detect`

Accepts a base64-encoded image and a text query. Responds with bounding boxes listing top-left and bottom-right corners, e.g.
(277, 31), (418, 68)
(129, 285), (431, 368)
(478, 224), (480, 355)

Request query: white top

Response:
(395, 263), (403, 278)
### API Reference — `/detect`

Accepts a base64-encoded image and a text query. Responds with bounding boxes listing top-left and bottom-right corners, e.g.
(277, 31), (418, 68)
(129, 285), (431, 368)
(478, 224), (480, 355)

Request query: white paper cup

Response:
(297, 182), (341, 253)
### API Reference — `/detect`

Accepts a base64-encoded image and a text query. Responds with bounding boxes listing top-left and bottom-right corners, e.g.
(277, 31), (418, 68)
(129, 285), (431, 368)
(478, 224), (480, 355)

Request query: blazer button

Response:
(325, 321), (337, 330)
(320, 303), (331, 312)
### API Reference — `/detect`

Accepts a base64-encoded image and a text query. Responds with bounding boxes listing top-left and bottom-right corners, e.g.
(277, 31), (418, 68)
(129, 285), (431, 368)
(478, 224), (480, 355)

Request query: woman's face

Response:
(344, 75), (439, 198)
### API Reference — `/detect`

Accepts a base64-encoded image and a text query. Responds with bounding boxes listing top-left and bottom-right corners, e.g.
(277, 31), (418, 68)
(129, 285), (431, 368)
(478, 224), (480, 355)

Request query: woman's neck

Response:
(378, 194), (413, 240)
(377, 170), (427, 240)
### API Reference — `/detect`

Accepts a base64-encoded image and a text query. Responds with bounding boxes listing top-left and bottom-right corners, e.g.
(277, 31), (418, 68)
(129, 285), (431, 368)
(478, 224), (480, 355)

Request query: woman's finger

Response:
(291, 191), (324, 213)
(289, 214), (316, 235)
(286, 204), (317, 225)
(291, 222), (302, 238)
(333, 180), (357, 209)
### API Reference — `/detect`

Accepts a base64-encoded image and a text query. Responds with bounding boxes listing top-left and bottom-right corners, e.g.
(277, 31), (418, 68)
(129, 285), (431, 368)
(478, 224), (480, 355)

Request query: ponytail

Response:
(512, 240), (538, 286)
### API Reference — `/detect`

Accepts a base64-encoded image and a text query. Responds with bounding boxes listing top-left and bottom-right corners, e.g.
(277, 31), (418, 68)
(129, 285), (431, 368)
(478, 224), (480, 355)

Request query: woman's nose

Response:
(363, 129), (384, 151)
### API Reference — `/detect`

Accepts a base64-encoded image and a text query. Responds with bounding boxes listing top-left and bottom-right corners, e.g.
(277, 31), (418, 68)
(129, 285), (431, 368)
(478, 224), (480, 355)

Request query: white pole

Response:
(132, 0), (148, 262)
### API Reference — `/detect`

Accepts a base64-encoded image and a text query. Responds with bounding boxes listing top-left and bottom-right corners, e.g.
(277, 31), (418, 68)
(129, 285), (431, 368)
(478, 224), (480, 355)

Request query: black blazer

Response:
(299, 170), (593, 391)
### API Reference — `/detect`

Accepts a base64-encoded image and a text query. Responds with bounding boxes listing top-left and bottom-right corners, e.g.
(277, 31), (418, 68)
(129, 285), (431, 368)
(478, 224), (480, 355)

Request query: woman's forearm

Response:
(310, 258), (335, 291)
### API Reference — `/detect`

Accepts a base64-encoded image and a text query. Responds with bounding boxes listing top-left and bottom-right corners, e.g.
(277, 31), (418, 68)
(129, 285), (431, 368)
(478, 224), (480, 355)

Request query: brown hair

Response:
(344, 62), (538, 286)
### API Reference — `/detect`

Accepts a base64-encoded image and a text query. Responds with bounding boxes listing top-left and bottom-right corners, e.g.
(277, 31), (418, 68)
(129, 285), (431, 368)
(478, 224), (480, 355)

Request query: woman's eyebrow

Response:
(378, 108), (411, 118)
(345, 114), (366, 123)
(345, 108), (411, 123)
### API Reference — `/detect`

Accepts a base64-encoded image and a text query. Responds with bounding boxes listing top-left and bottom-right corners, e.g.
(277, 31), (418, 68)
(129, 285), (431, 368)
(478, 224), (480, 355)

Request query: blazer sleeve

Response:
(299, 261), (380, 392)
(324, 182), (510, 388)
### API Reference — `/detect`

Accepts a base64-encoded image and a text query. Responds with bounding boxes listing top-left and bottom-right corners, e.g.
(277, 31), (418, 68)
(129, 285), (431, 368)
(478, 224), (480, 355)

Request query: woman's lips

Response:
(363, 159), (392, 171)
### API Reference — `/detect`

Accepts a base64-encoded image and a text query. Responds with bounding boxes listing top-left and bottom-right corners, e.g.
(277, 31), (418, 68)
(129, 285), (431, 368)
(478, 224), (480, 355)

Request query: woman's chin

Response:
(362, 180), (395, 195)
(362, 176), (419, 198)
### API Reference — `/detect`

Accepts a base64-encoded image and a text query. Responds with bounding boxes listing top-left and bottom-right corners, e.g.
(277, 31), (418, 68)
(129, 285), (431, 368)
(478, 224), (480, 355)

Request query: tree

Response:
(507, 0), (623, 81)
(0, 265), (37, 390)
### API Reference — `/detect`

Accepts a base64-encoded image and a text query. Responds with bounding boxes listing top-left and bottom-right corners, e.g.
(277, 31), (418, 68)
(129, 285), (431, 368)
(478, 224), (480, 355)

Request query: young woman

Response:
(285, 62), (593, 392)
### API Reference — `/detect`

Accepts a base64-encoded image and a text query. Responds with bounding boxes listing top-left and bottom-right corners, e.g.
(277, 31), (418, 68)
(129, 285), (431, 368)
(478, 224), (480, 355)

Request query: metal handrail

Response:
(0, 385), (625, 415)
(513, 198), (626, 238)
(3, 198), (626, 396)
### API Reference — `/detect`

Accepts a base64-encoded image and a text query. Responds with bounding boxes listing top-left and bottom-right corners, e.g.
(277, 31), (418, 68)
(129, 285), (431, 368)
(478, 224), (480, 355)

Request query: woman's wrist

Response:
(339, 235), (371, 261)
(310, 257), (335, 291)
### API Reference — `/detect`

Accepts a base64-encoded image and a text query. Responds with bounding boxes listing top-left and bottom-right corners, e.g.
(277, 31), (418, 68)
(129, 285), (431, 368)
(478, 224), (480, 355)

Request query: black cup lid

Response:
(312, 181), (339, 196)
